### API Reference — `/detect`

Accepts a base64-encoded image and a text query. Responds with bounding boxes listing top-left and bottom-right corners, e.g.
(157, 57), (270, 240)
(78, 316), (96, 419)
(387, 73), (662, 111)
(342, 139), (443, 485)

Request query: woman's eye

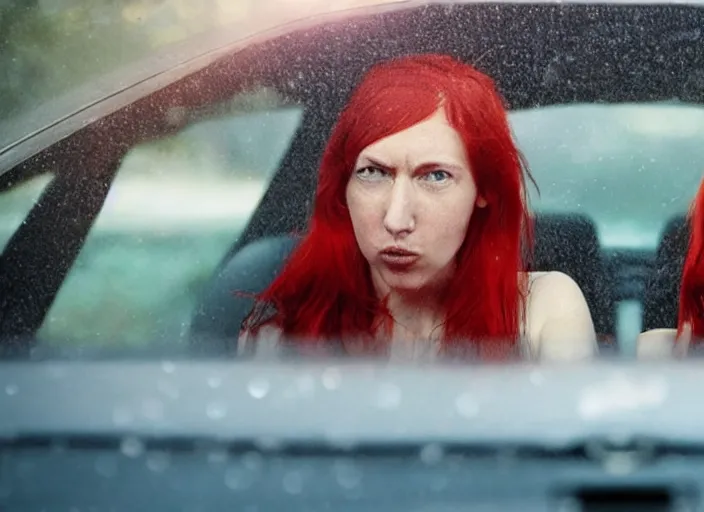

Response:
(423, 170), (451, 183)
(356, 166), (388, 180)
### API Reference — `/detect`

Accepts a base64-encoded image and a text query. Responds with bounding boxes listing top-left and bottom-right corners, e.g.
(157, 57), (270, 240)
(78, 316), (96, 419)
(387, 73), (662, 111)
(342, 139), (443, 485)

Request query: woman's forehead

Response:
(357, 110), (468, 167)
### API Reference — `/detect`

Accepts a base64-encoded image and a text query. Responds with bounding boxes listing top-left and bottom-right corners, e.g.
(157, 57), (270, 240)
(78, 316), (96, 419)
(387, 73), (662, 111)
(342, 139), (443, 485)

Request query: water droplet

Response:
(157, 380), (180, 400)
(455, 393), (479, 418)
(207, 448), (229, 464)
(529, 370), (545, 386)
(120, 437), (145, 458)
(224, 467), (252, 491)
(255, 437), (283, 451)
(604, 452), (638, 476)
(321, 368), (342, 390)
(208, 376), (222, 389)
(161, 361), (175, 374)
(112, 407), (134, 427)
(141, 399), (164, 421)
(247, 378), (270, 399)
(374, 383), (401, 409)
(94, 455), (118, 478)
(206, 402), (228, 420)
(334, 460), (362, 489)
(296, 374), (316, 396)
(419, 443), (444, 465)
(242, 451), (264, 470)
(283, 471), (304, 494)
(146, 452), (170, 473)
(5, 384), (18, 396)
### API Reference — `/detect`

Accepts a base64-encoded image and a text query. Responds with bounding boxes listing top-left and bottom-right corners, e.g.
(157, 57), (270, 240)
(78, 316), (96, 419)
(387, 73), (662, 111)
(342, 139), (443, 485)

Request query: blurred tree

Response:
(0, 0), (148, 120)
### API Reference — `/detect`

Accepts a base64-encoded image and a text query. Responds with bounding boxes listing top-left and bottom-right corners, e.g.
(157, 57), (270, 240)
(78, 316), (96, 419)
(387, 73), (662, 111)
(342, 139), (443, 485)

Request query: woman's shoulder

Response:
(522, 271), (597, 360)
(636, 328), (677, 359)
(525, 271), (585, 303)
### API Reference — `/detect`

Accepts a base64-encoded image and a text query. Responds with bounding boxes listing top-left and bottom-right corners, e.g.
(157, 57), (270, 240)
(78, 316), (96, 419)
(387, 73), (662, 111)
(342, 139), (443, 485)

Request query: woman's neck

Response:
(384, 290), (445, 341)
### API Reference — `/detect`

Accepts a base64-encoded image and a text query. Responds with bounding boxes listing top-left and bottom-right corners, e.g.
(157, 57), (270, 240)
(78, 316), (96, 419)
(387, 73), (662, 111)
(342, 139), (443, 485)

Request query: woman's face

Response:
(346, 109), (484, 297)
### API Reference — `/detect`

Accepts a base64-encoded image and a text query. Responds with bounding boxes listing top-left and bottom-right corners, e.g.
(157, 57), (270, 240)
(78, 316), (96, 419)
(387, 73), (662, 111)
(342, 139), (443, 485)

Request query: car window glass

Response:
(513, 102), (704, 250)
(511, 102), (704, 351)
(0, 173), (54, 253)
(37, 88), (303, 348)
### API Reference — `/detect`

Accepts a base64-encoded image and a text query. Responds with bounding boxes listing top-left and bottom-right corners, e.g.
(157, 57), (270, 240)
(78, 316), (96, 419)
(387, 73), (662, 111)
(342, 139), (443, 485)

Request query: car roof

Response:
(2, 0), (704, 178)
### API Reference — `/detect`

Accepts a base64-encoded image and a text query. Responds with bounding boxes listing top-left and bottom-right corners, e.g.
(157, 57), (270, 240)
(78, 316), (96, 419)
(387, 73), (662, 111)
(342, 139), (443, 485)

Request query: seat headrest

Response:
(189, 235), (298, 355)
(642, 215), (688, 331)
(533, 213), (614, 339)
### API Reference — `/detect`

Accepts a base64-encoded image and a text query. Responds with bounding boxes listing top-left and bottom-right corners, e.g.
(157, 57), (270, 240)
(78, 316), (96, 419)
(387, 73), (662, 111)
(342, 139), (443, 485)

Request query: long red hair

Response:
(245, 53), (534, 358)
(678, 178), (704, 339)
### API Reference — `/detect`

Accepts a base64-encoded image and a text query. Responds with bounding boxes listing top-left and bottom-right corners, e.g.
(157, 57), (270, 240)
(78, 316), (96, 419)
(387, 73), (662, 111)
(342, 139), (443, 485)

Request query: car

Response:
(3, 0), (703, 359)
(3, 359), (704, 510)
(2, 0), (704, 508)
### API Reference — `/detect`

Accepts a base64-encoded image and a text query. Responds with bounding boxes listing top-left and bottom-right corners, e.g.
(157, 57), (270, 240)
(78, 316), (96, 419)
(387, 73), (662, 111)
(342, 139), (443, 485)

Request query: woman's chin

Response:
(378, 270), (431, 294)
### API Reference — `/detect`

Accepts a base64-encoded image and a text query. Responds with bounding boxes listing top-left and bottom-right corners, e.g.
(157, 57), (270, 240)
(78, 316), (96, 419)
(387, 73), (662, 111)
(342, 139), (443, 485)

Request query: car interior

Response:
(1, 2), (703, 358)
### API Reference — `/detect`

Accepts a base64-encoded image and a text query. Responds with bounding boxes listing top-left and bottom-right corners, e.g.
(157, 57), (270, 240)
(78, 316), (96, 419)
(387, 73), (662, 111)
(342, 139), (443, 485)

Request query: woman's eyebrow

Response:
(359, 155), (396, 170)
(414, 160), (467, 173)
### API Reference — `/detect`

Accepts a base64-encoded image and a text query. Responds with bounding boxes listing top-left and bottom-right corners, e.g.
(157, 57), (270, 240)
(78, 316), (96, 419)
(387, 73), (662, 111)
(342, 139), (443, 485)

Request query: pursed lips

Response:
(378, 246), (420, 267)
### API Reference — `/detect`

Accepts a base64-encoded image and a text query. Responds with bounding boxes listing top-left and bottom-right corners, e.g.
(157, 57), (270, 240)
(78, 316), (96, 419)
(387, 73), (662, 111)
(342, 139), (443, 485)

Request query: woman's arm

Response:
(527, 271), (598, 361)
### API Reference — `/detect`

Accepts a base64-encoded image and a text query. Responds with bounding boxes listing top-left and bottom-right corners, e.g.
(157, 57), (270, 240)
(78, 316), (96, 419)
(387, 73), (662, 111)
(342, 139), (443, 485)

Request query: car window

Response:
(0, 173), (54, 253)
(511, 102), (704, 352)
(513, 102), (704, 251)
(37, 88), (303, 348)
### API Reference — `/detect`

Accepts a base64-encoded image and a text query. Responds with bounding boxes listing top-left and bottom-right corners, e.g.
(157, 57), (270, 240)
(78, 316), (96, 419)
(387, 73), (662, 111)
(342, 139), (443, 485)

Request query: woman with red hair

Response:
(638, 178), (704, 358)
(239, 53), (597, 361)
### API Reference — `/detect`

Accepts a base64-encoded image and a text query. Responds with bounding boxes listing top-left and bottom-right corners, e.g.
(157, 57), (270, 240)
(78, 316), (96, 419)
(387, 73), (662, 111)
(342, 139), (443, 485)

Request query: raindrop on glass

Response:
(161, 361), (176, 374)
(5, 384), (18, 396)
(94, 455), (118, 478)
(206, 402), (228, 420)
(120, 437), (145, 458)
(242, 451), (264, 470)
(296, 374), (316, 396)
(455, 393), (479, 418)
(419, 443), (444, 465)
(146, 452), (170, 473)
(224, 467), (251, 491)
(529, 370), (545, 387)
(374, 383), (401, 409)
(208, 376), (223, 389)
(157, 380), (180, 400)
(112, 407), (134, 427)
(208, 448), (229, 465)
(141, 399), (164, 421)
(321, 367), (342, 390)
(334, 460), (362, 490)
(283, 471), (304, 495)
(247, 378), (270, 399)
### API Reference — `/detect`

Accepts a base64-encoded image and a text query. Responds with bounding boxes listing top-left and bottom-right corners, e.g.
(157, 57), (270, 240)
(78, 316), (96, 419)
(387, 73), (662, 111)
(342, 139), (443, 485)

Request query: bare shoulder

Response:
(636, 328), (677, 359)
(525, 271), (597, 360)
(237, 323), (283, 358)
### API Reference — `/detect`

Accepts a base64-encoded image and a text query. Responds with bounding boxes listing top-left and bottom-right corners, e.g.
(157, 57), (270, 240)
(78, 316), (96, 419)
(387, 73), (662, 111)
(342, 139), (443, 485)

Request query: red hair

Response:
(678, 178), (704, 339)
(244, 53), (534, 358)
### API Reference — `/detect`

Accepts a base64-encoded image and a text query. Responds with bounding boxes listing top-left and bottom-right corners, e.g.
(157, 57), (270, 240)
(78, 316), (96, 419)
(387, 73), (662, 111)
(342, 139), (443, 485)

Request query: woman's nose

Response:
(383, 177), (416, 236)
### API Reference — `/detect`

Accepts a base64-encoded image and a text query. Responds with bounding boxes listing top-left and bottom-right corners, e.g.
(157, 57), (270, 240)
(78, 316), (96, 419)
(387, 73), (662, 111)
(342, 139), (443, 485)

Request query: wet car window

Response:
(36, 89), (303, 347)
(0, 173), (53, 253)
